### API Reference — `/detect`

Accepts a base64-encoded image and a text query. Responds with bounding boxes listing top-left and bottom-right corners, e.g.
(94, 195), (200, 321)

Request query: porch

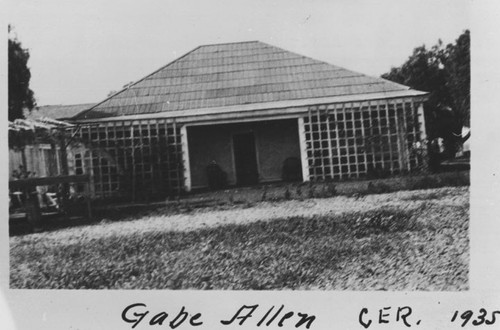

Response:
(186, 118), (302, 190)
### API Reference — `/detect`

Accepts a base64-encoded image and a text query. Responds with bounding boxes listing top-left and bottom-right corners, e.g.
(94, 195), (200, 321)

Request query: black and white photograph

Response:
(3, 0), (498, 328)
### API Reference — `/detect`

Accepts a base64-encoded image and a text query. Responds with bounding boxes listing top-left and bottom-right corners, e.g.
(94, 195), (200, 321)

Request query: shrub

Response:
(325, 182), (336, 197)
(409, 175), (440, 190)
(284, 187), (291, 200)
(440, 172), (469, 187)
(295, 185), (302, 198)
(366, 165), (391, 179)
(366, 182), (392, 194)
(261, 186), (268, 201)
(206, 162), (227, 190)
(183, 203), (193, 213)
(308, 185), (315, 198)
(409, 172), (469, 191)
(282, 157), (302, 182)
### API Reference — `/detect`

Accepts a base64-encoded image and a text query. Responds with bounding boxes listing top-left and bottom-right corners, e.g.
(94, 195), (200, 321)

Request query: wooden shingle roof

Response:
(28, 103), (94, 120)
(75, 41), (418, 120)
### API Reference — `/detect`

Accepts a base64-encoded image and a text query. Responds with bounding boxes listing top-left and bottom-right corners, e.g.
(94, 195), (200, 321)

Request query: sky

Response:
(7, 0), (470, 106)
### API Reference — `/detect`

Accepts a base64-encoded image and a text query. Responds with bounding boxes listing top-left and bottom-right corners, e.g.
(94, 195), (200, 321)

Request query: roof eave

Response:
(72, 89), (428, 124)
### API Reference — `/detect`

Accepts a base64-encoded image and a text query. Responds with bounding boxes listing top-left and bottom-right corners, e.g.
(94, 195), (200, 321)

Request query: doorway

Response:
(233, 132), (259, 185)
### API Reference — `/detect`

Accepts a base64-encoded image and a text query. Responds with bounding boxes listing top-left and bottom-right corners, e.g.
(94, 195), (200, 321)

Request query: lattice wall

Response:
(303, 98), (425, 181)
(73, 119), (184, 199)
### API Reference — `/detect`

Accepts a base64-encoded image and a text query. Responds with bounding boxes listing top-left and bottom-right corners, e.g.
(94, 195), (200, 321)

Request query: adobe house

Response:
(71, 41), (428, 198)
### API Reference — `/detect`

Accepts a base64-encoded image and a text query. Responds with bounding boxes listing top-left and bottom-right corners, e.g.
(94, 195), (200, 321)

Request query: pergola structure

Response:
(9, 117), (92, 228)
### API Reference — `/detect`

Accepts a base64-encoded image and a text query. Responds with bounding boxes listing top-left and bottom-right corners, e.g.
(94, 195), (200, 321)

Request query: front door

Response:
(233, 132), (259, 185)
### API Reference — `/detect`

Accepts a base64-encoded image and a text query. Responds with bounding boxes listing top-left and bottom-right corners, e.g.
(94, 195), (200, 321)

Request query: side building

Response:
(9, 103), (94, 180)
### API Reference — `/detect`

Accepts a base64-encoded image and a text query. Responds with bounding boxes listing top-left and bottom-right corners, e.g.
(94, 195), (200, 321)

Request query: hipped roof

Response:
(75, 41), (422, 120)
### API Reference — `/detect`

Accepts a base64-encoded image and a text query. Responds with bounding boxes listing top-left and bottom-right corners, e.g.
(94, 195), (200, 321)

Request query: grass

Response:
(10, 187), (469, 290)
(9, 171), (469, 236)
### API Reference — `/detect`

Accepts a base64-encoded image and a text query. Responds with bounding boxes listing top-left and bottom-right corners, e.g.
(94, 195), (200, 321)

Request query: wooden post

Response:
(180, 124), (192, 192)
(384, 99), (394, 174)
(164, 120), (172, 198)
(367, 100), (376, 172)
(324, 107), (334, 179)
(59, 130), (70, 217)
(50, 143), (58, 176)
(21, 147), (27, 171)
(359, 102), (369, 176)
(401, 99), (411, 173)
(307, 108), (314, 180)
(131, 123), (136, 202)
(349, 102), (360, 178)
(25, 189), (43, 232)
(333, 103), (342, 178)
(172, 119), (182, 196)
(315, 107), (325, 180)
(341, 103), (348, 177)
(375, 99), (384, 172)
(297, 117), (310, 182)
(86, 178), (92, 221)
(393, 100), (405, 172)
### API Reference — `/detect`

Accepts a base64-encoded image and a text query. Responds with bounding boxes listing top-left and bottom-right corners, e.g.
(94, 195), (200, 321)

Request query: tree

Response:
(444, 30), (470, 127)
(8, 25), (36, 121)
(382, 30), (470, 159)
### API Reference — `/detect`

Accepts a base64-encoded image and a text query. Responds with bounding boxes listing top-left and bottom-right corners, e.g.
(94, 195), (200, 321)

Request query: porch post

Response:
(297, 117), (310, 182)
(180, 124), (192, 192)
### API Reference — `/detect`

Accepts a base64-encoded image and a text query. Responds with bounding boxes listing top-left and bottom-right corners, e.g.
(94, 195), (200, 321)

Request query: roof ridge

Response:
(196, 40), (261, 48)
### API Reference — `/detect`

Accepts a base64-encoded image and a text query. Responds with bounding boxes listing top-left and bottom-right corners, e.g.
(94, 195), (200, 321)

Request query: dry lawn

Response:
(10, 186), (469, 290)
